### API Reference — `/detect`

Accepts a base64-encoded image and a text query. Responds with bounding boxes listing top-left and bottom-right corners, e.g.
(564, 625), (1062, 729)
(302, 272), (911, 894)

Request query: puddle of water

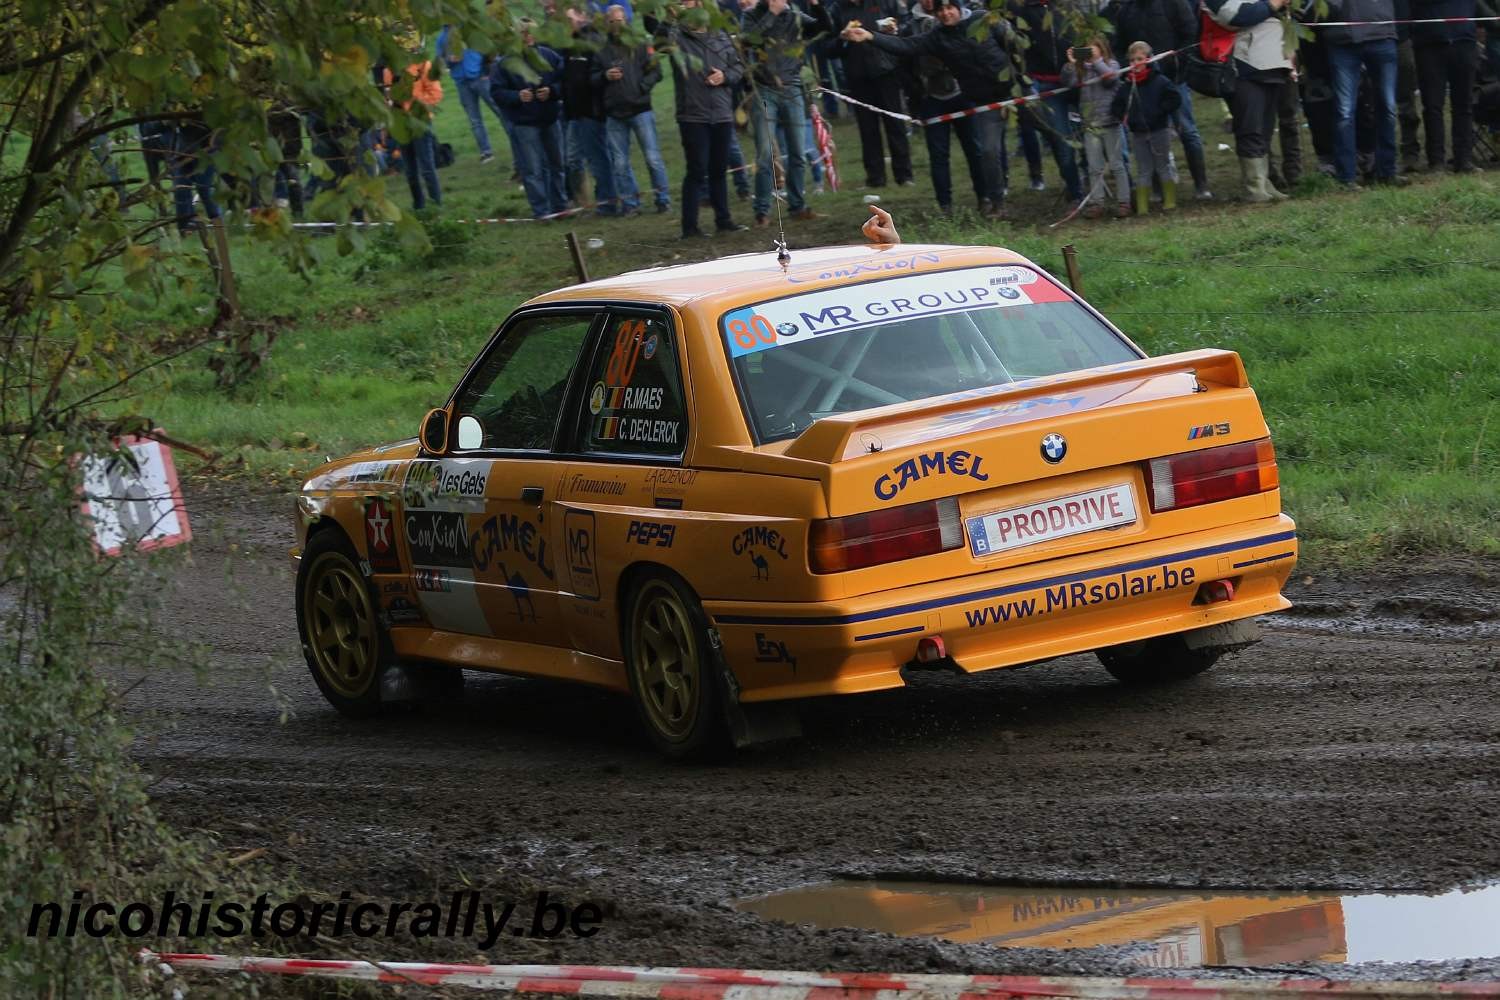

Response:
(738, 881), (1500, 968)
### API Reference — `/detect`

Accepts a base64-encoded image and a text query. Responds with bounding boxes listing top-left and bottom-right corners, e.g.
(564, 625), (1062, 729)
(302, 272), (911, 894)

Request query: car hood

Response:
(300, 438), (420, 493)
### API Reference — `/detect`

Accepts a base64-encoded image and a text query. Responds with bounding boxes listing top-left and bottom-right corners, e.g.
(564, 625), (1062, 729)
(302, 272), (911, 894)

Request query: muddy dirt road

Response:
(122, 486), (1500, 981)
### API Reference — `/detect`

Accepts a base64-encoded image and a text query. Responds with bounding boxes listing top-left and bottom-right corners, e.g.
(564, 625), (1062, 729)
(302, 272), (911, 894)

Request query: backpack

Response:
(435, 141), (455, 169)
(1182, 7), (1238, 98)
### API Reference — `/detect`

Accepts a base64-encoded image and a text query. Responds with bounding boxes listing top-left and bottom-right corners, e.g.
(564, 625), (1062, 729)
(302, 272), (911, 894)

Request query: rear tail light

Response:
(1145, 438), (1279, 513)
(810, 497), (963, 574)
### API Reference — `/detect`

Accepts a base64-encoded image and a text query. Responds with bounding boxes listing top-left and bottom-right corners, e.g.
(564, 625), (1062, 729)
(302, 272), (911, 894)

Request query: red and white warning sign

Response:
(80, 434), (191, 556)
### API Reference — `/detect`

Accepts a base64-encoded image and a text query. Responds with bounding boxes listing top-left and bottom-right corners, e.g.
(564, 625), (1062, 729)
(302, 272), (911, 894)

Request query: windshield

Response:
(720, 265), (1142, 442)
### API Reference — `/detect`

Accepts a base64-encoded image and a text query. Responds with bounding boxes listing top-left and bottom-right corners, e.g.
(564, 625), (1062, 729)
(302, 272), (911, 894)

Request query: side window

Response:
(452, 313), (595, 452)
(574, 314), (686, 459)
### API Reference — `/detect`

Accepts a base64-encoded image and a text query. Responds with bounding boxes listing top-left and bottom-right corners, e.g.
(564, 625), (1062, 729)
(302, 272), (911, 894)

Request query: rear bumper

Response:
(705, 515), (1298, 702)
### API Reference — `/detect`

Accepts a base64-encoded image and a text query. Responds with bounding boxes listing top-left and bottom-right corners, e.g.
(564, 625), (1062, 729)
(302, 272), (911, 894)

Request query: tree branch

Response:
(45, 110), (201, 170)
(0, 39), (91, 77)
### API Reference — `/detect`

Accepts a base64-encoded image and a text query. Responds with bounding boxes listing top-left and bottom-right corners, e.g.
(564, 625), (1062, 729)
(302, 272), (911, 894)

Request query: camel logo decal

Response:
(498, 561), (537, 623)
(731, 525), (789, 582)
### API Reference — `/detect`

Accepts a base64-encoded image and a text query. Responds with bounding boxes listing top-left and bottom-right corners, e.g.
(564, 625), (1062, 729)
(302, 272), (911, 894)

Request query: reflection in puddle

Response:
(738, 881), (1500, 967)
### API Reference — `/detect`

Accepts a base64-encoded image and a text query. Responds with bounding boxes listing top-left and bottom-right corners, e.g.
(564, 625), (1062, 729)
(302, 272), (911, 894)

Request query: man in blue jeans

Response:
(1323, 0), (1407, 186)
(435, 24), (514, 167)
(493, 27), (569, 218)
(740, 0), (830, 226)
(597, 4), (672, 212)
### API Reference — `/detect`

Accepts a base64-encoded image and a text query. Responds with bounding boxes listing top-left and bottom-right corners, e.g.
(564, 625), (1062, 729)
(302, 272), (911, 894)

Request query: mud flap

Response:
(1183, 618), (1262, 653)
(380, 663), (465, 704)
(707, 627), (802, 749)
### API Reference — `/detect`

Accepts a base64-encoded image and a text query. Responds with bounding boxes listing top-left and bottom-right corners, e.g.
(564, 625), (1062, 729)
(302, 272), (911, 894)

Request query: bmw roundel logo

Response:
(1040, 433), (1067, 464)
(776, 322), (800, 337)
(997, 286), (1021, 300)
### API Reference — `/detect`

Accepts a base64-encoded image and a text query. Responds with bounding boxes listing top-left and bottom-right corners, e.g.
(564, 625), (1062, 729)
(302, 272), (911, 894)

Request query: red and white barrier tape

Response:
(815, 45), (1190, 128)
(142, 954), (1500, 998)
(1307, 14), (1500, 24)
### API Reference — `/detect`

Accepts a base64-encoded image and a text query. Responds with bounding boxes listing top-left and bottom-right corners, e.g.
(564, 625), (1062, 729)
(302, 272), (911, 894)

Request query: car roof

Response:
(523, 243), (1039, 311)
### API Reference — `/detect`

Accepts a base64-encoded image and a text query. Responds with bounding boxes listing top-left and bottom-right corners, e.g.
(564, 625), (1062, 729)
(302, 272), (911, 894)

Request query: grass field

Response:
(132, 79), (1500, 568)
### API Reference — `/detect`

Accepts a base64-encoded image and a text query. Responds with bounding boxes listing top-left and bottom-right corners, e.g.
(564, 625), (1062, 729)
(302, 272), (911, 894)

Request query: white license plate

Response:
(966, 484), (1137, 557)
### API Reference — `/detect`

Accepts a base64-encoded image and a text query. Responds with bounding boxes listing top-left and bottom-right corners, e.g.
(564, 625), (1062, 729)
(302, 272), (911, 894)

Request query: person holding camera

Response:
(842, 0), (1015, 216)
(829, 0), (914, 188)
(1063, 38), (1131, 217)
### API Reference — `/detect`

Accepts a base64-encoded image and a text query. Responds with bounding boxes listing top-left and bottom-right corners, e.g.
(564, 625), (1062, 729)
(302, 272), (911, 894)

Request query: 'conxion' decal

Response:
(713, 530), (1297, 631)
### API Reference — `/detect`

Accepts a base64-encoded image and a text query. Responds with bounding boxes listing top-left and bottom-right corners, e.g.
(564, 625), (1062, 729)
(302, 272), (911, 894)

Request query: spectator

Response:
(383, 56), (444, 211)
(138, 120), (174, 190)
(493, 21), (569, 219)
(1107, 0), (1212, 198)
(169, 119), (221, 233)
(1269, 62), (1304, 189)
(843, 0), (1014, 217)
(597, 4), (673, 213)
(1411, 0), (1480, 172)
(1320, 0), (1407, 187)
(1207, 0), (1292, 201)
(829, 0), (914, 187)
(436, 23), (516, 169)
(659, 0), (750, 236)
(268, 106), (304, 217)
(1008, 0), (1085, 204)
(740, 0), (831, 226)
(902, 0), (992, 215)
(1111, 39), (1182, 212)
(1063, 37), (1131, 218)
(562, 6), (623, 214)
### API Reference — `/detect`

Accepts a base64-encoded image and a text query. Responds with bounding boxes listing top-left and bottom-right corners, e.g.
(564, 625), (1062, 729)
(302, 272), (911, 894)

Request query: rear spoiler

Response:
(783, 349), (1248, 465)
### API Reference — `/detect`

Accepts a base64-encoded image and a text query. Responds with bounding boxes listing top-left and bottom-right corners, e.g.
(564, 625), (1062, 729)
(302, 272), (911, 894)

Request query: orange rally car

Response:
(292, 221), (1296, 757)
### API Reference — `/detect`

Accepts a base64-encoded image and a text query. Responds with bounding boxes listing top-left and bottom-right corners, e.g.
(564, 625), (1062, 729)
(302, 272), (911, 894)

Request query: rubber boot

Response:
(1240, 157), (1272, 204)
(1162, 179), (1178, 210)
(1185, 144), (1212, 199)
(1133, 185), (1150, 215)
(1257, 157), (1289, 201)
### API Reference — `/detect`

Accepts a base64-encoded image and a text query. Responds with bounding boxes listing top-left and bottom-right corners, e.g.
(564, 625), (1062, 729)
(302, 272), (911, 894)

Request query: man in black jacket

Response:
(597, 4), (672, 212)
(1107, 0), (1213, 197)
(843, 0), (1015, 215)
(741, 0), (832, 224)
(562, 6), (623, 213)
(829, 0), (914, 186)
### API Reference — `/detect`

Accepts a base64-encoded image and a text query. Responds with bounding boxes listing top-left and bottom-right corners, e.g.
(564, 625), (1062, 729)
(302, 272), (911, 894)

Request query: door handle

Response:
(520, 486), (545, 506)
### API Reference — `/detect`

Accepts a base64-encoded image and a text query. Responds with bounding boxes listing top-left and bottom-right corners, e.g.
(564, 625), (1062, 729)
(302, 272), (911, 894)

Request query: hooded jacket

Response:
(741, 0), (833, 89)
(866, 8), (1018, 103)
(1007, 0), (1075, 83)
(1107, 0), (1197, 79)
(1108, 63), (1181, 130)
(594, 33), (663, 118)
(1206, 0), (1293, 74)
(660, 24), (745, 123)
(904, 2), (962, 101)
(829, 0), (909, 81)
(1061, 56), (1123, 126)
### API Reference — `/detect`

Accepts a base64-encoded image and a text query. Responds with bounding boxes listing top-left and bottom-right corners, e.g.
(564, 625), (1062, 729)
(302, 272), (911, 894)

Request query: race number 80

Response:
(724, 309), (777, 357)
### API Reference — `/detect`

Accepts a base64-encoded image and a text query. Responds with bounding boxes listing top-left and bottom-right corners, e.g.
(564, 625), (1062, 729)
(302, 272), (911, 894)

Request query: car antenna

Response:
(773, 172), (790, 269)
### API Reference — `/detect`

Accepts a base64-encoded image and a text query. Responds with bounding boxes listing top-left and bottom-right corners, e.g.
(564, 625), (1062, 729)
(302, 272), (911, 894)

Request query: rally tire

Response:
(1097, 635), (1222, 685)
(623, 571), (730, 760)
(296, 529), (392, 718)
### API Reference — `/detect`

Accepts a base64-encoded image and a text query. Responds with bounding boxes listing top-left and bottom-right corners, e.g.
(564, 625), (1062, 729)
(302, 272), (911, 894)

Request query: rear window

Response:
(720, 265), (1141, 442)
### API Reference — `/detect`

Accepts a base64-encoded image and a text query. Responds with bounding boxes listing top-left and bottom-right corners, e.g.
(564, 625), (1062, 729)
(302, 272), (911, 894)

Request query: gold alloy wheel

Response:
(303, 553), (378, 699)
(631, 581), (701, 741)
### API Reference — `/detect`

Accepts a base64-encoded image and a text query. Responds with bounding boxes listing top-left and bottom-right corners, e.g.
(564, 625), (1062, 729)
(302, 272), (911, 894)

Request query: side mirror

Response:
(420, 408), (450, 455)
(456, 415), (483, 450)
